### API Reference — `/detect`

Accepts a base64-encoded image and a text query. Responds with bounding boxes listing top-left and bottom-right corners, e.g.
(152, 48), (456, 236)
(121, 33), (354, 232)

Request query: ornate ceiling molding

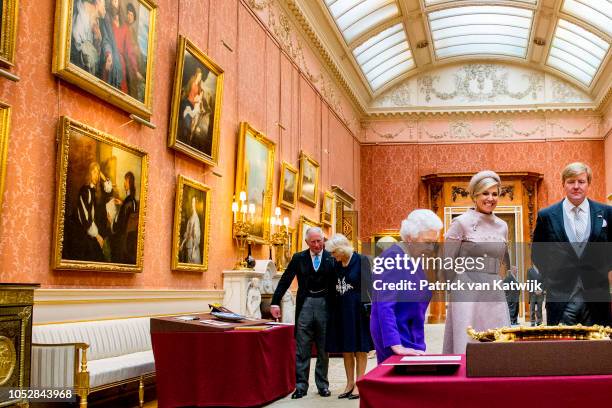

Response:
(367, 106), (597, 119)
(418, 64), (544, 103)
(421, 120), (544, 141)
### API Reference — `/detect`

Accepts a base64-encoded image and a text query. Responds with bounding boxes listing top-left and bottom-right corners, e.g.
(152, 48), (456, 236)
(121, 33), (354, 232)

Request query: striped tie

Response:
(573, 207), (585, 242)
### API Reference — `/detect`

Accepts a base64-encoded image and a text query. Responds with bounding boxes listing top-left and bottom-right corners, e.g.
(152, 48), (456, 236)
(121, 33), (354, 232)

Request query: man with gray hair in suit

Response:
(271, 227), (335, 399)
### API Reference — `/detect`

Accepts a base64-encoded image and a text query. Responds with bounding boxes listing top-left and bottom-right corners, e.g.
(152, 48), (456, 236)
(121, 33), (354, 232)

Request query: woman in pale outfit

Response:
(325, 234), (373, 400)
(442, 170), (511, 354)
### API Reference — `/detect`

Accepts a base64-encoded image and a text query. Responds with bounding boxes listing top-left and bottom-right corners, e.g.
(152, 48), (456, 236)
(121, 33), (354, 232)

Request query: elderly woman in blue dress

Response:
(325, 234), (373, 400)
(370, 209), (443, 364)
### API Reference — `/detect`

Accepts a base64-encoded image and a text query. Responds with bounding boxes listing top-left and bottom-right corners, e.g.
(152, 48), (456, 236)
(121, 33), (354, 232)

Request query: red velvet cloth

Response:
(152, 326), (295, 407)
(358, 355), (612, 408)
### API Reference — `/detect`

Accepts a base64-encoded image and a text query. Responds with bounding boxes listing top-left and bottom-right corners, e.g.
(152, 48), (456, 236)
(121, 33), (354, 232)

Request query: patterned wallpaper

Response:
(0, 0), (360, 289)
(360, 140), (606, 239)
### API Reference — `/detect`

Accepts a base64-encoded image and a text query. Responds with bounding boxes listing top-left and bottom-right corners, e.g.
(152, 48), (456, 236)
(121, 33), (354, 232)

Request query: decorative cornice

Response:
(367, 105), (598, 118)
(281, 0), (367, 114)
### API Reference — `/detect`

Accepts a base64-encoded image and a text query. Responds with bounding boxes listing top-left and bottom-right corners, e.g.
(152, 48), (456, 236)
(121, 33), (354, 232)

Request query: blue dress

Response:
(370, 244), (431, 364)
(326, 253), (374, 353)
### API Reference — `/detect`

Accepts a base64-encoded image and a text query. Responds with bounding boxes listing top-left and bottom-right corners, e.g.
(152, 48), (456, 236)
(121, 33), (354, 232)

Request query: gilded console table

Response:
(0, 283), (39, 408)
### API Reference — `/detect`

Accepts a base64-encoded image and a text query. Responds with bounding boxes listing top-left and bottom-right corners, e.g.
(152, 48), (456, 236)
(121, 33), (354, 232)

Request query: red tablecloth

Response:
(152, 325), (295, 407)
(357, 355), (612, 408)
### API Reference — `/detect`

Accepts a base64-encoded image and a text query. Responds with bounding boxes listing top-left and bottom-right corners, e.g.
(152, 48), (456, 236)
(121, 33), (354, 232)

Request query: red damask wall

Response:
(360, 140), (606, 239)
(0, 0), (360, 288)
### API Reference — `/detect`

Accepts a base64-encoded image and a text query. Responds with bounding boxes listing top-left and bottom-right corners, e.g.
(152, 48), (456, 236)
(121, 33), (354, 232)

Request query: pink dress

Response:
(442, 208), (511, 354)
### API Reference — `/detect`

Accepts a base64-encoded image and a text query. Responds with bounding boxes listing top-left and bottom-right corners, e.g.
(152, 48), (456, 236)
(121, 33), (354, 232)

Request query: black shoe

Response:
(318, 389), (331, 397)
(291, 390), (306, 399)
(348, 394), (360, 400)
(338, 387), (354, 399)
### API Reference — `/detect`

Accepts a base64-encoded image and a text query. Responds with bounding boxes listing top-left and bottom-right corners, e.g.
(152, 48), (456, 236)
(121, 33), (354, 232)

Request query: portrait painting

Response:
(298, 216), (321, 252)
(168, 36), (223, 166)
(52, 116), (149, 272)
(53, 0), (157, 118)
(234, 122), (275, 244)
(278, 161), (297, 210)
(0, 0), (18, 66)
(0, 102), (10, 214)
(321, 191), (334, 226)
(298, 151), (319, 207)
(172, 175), (211, 271)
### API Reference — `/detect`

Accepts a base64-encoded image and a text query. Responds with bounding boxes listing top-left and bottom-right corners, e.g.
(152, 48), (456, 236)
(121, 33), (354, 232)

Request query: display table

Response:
(357, 355), (612, 408)
(151, 316), (295, 408)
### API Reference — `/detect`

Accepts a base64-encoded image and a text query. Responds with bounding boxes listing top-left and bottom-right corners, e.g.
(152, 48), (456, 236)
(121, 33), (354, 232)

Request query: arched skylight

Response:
(325, 0), (401, 44)
(428, 6), (534, 59)
(546, 19), (610, 85)
(352, 24), (415, 90)
(424, 0), (536, 5)
(561, 0), (612, 37)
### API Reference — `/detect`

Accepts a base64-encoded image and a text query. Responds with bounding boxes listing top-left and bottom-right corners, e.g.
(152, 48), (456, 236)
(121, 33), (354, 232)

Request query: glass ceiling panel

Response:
(424, 0), (536, 5)
(428, 6), (533, 59)
(361, 42), (409, 73)
(562, 0), (612, 37)
(365, 52), (412, 80)
(325, 0), (400, 44)
(546, 19), (610, 85)
(347, 21), (414, 91)
(436, 44), (527, 58)
(370, 60), (413, 90)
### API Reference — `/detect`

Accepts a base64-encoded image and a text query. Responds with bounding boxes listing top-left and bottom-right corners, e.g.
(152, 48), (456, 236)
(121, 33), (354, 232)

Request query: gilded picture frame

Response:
(168, 35), (223, 166)
(321, 190), (334, 227)
(370, 231), (401, 257)
(52, 0), (157, 119)
(278, 161), (297, 210)
(234, 122), (275, 244)
(298, 151), (319, 207)
(0, 0), (19, 66)
(171, 175), (211, 272)
(0, 102), (10, 214)
(298, 215), (321, 252)
(52, 116), (149, 272)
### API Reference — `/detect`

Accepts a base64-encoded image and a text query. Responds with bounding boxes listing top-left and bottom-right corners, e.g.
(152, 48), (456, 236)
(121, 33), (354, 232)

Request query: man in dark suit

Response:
(527, 265), (544, 326)
(532, 162), (612, 326)
(503, 267), (520, 325)
(271, 227), (335, 399)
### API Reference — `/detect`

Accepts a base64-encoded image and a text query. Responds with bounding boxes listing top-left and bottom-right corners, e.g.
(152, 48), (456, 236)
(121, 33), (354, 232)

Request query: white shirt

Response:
(562, 198), (590, 243)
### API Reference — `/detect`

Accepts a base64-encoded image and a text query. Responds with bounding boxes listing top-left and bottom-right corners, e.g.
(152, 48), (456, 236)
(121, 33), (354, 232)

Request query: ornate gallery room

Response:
(1, 0), (612, 407)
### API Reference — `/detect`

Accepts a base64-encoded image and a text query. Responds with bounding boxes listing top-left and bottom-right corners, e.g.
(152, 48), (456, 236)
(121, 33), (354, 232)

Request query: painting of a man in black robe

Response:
(55, 117), (147, 271)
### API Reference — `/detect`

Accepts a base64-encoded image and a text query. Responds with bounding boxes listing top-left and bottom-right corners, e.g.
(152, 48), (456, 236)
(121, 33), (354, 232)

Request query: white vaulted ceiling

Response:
(296, 0), (612, 110)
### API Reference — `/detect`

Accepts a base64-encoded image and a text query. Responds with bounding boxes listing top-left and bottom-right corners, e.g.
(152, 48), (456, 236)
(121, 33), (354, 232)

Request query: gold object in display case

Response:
(467, 324), (612, 342)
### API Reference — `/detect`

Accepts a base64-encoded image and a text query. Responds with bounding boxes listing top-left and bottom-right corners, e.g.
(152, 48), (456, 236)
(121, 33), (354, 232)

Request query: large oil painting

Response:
(52, 116), (149, 271)
(53, 0), (157, 118)
(234, 122), (275, 244)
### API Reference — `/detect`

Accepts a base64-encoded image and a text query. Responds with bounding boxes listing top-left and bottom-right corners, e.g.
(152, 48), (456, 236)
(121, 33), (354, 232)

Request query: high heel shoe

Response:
(338, 387), (354, 399)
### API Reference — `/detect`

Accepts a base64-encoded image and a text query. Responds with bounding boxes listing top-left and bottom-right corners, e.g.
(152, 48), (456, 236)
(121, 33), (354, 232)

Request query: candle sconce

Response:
(269, 207), (289, 272)
(232, 191), (256, 270)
